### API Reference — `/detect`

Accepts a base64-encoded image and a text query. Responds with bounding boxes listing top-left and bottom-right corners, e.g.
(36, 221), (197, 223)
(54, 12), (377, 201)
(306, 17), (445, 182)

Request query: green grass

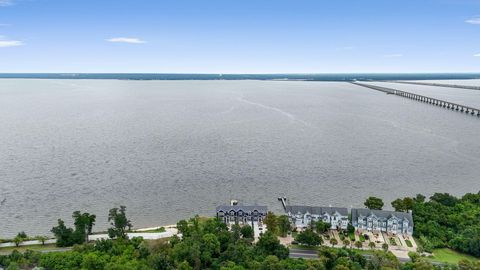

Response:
(389, 237), (397, 246)
(427, 248), (479, 264)
(405, 240), (413, 248)
(348, 232), (356, 241)
(359, 235), (366, 242)
(0, 244), (67, 255)
(135, 227), (166, 233)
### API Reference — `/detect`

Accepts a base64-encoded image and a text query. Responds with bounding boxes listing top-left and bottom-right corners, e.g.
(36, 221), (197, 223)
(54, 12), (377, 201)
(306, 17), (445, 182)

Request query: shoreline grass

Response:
(427, 248), (479, 264)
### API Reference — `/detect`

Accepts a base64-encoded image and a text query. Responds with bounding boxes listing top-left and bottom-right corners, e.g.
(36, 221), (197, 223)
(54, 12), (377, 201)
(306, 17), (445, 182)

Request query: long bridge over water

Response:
(351, 82), (480, 117)
(391, 81), (480, 91)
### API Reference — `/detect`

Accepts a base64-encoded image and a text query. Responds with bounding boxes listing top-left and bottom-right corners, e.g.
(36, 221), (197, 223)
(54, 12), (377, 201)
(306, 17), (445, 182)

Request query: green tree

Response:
(429, 193), (458, 207)
(82, 252), (107, 270)
(177, 220), (190, 237)
(364, 196), (384, 210)
(354, 241), (363, 249)
(16, 231), (27, 239)
(240, 225), (254, 239)
(412, 259), (435, 270)
(368, 241), (376, 249)
(51, 219), (74, 247)
(264, 212), (278, 235)
(295, 229), (322, 246)
(343, 239), (350, 248)
(367, 250), (400, 270)
(382, 243), (389, 251)
(72, 211), (96, 243)
(315, 221), (331, 234)
(6, 262), (20, 270)
(391, 199), (406, 212)
(277, 215), (291, 237)
(347, 224), (355, 234)
(35, 235), (48, 245)
(255, 231), (289, 259)
(13, 236), (23, 247)
(201, 233), (220, 267)
(108, 205), (132, 239)
(329, 238), (338, 247)
(414, 194), (426, 203)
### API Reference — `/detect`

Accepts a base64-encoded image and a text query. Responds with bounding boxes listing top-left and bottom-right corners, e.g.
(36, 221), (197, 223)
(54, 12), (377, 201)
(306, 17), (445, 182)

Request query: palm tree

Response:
(343, 239), (351, 248)
(368, 241), (376, 249)
(354, 241), (363, 249)
(13, 236), (23, 247)
(330, 238), (338, 247)
(36, 235), (48, 245)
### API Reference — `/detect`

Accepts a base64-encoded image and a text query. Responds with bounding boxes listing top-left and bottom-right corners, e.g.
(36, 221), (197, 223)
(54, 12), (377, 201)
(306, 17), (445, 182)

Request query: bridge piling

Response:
(351, 82), (480, 118)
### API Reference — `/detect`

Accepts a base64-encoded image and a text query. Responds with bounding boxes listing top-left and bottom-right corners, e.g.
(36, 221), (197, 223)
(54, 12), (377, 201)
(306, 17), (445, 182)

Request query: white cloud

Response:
(0, 0), (14, 7)
(0, 40), (24, 47)
(383, 53), (403, 58)
(474, 53), (480, 57)
(465, 17), (480, 25)
(106, 37), (146, 44)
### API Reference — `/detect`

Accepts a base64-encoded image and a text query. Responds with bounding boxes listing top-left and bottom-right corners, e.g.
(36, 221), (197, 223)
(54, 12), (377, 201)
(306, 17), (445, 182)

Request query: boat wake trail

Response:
(237, 96), (312, 128)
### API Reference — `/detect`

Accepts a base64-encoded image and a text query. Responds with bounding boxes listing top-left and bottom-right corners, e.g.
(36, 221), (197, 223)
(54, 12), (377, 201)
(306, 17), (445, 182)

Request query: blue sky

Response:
(0, 0), (479, 73)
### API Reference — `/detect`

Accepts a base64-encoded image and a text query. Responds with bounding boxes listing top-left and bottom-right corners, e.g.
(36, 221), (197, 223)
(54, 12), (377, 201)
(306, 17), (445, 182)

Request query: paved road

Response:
(289, 248), (319, 259)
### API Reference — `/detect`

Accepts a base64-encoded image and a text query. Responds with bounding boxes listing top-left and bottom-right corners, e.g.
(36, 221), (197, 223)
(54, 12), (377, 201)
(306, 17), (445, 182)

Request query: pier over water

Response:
(352, 82), (480, 117)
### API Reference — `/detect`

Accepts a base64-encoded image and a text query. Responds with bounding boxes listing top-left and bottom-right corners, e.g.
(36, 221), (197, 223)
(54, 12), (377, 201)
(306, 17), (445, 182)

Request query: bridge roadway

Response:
(391, 81), (480, 91)
(351, 82), (480, 117)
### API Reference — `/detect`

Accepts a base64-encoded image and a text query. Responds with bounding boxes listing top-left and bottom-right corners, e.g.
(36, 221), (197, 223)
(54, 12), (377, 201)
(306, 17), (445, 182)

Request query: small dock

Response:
(351, 82), (480, 117)
(278, 197), (287, 211)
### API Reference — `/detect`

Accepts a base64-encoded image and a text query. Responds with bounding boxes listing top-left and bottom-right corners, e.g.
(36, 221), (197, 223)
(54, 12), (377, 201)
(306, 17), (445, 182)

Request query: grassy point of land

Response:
(134, 227), (166, 233)
(427, 248), (480, 264)
(0, 244), (69, 255)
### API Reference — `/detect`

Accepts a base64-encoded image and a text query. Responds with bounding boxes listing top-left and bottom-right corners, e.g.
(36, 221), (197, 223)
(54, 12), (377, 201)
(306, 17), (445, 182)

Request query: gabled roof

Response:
(216, 205), (268, 213)
(351, 208), (413, 225)
(285, 205), (348, 216)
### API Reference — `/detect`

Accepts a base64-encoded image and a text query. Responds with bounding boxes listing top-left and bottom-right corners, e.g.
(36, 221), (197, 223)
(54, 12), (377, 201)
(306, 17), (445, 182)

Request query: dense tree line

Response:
(1, 191), (480, 269)
(1, 208), (480, 269)
(392, 192), (480, 257)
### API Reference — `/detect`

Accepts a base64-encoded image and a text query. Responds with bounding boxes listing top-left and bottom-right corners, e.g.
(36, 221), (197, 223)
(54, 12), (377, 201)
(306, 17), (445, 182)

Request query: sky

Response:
(0, 0), (479, 73)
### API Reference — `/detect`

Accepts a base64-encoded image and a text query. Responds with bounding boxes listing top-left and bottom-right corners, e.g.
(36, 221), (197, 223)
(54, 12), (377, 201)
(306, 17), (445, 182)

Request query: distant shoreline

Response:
(0, 73), (480, 81)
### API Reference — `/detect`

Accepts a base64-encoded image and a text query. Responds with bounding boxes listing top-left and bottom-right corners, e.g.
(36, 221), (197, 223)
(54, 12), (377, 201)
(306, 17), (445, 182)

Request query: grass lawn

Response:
(428, 248), (479, 264)
(405, 240), (413, 248)
(0, 244), (68, 255)
(359, 235), (366, 242)
(349, 232), (356, 241)
(389, 237), (397, 246)
(136, 227), (166, 233)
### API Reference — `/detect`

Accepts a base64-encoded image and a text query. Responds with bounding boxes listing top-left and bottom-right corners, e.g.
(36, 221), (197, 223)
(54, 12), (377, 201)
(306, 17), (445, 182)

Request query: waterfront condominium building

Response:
(216, 205), (268, 224)
(351, 208), (414, 235)
(285, 205), (349, 230)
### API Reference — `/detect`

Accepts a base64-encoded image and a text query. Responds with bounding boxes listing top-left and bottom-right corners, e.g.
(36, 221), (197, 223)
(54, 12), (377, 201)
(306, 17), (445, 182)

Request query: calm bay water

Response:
(0, 79), (479, 237)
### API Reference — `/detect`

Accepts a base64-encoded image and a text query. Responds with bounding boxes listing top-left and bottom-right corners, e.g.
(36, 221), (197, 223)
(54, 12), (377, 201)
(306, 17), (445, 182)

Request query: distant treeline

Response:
(1, 73), (480, 81)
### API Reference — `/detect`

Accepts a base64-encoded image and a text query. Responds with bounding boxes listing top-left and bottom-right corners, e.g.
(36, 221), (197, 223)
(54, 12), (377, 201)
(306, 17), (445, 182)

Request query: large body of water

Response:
(0, 79), (479, 237)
